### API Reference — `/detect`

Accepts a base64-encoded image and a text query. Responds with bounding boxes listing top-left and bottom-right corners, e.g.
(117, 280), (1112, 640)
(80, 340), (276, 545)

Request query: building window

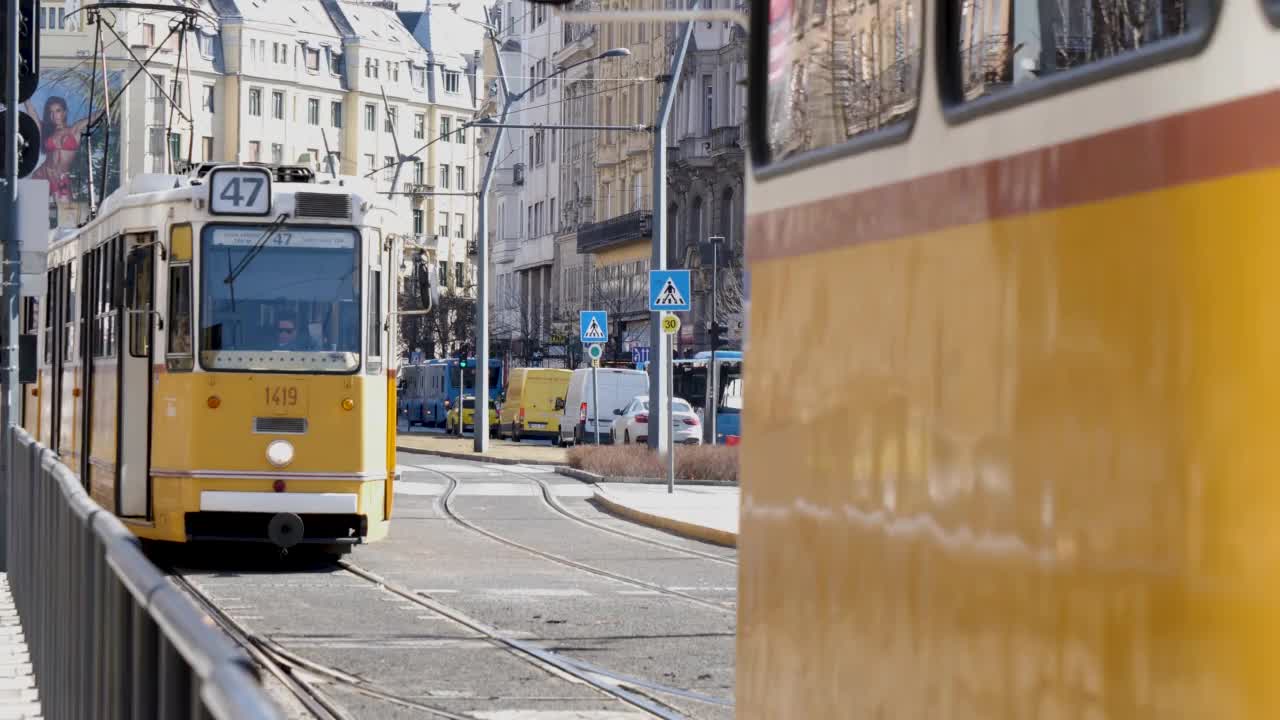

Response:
(271, 91), (284, 120)
(198, 32), (215, 57)
(438, 212), (449, 237)
(550, 198), (556, 233)
(414, 160), (424, 185)
(439, 164), (450, 189)
(364, 104), (376, 131)
(456, 166), (465, 191)
(410, 66), (425, 88)
(248, 88), (262, 116)
(454, 262), (463, 289)
(141, 22), (155, 46)
(201, 136), (214, 161)
(385, 106), (397, 133)
(391, 61), (400, 83)
(455, 214), (464, 239)
(443, 70), (460, 93)
(201, 84), (215, 112)
(455, 118), (466, 143)
(331, 101), (343, 127)
(271, 143), (283, 164)
(383, 156), (396, 182)
(412, 209), (424, 236)
(365, 57), (379, 78)
(307, 98), (320, 125)
(329, 50), (345, 76)
(363, 154), (376, 175)
(413, 113), (425, 139)
(248, 141), (261, 162)
(441, 116), (451, 141)
(304, 47), (320, 73)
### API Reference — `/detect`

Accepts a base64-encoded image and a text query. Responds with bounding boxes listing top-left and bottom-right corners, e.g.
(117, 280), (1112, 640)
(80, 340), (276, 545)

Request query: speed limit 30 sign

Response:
(660, 313), (681, 336)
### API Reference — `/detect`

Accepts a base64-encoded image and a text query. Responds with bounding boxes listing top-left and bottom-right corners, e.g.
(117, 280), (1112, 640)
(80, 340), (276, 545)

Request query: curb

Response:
(591, 490), (737, 549)
(395, 446), (563, 467)
(555, 467), (736, 487)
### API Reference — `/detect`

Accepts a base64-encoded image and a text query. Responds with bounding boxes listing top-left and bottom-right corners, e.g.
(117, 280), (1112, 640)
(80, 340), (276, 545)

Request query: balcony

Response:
(625, 132), (649, 157)
(671, 125), (742, 167)
(578, 209), (652, 254)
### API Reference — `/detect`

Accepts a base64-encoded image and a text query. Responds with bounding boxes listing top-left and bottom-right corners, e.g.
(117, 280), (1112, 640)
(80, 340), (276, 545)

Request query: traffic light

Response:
(708, 321), (730, 350)
(3, 0), (41, 178)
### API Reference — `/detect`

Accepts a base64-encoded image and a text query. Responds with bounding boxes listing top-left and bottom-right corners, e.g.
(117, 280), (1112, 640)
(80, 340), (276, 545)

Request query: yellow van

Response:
(498, 368), (572, 442)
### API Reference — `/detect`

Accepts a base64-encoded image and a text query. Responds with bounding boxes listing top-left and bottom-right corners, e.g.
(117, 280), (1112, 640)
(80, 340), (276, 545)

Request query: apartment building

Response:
(32, 0), (483, 285)
(483, 0), (565, 364)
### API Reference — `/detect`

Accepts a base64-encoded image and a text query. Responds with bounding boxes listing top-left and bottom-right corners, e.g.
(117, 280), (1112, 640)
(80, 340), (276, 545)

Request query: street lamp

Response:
(469, 9), (629, 452)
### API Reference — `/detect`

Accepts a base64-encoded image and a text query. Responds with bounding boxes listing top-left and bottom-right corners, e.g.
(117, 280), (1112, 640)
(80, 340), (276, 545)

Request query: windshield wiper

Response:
(223, 213), (290, 285)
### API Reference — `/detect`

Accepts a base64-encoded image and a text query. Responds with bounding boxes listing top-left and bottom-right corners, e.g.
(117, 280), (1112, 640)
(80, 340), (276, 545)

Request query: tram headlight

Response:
(266, 440), (295, 468)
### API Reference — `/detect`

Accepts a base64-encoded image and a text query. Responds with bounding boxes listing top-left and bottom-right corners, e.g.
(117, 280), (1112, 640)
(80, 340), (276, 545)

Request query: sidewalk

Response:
(0, 574), (40, 719)
(592, 482), (739, 548)
(397, 432), (568, 466)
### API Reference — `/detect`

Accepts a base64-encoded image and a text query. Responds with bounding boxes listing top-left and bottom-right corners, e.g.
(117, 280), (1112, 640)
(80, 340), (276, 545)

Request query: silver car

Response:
(610, 395), (703, 445)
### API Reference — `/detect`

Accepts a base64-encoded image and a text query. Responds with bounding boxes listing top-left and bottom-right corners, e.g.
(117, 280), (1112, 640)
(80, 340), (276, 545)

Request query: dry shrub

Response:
(567, 444), (738, 482)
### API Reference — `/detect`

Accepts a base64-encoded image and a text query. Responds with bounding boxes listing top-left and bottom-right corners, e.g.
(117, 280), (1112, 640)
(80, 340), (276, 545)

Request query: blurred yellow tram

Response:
(22, 164), (401, 552)
(743, 0), (1280, 717)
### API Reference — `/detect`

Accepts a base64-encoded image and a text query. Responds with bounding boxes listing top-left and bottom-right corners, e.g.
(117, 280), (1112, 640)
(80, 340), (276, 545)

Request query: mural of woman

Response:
(26, 96), (96, 202)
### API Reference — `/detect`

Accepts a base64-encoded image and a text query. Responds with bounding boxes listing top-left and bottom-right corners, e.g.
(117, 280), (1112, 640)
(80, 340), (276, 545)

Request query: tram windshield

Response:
(200, 225), (361, 373)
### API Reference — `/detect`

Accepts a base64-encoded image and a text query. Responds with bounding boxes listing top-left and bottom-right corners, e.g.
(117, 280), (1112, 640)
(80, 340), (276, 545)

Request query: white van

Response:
(558, 368), (650, 445)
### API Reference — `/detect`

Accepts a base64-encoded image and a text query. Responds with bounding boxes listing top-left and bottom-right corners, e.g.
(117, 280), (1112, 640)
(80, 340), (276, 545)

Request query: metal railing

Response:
(5, 427), (281, 720)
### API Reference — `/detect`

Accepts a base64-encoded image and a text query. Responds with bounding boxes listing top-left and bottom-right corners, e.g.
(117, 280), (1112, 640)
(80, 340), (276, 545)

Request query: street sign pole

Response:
(591, 362), (600, 445)
(667, 335), (675, 494)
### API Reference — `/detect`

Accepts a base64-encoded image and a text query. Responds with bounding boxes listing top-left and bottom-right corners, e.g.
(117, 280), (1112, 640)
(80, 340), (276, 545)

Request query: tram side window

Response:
(764, 0), (922, 163)
(367, 268), (381, 371)
(167, 265), (193, 371)
(63, 262), (75, 363)
(43, 268), (55, 364)
(954, 0), (1211, 103)
(126, 245), (154, 358)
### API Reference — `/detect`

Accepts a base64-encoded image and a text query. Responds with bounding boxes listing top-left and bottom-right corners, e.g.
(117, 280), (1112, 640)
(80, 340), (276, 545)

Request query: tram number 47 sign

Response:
(209, 167), (272, 216)
(661, 314), (681, 335)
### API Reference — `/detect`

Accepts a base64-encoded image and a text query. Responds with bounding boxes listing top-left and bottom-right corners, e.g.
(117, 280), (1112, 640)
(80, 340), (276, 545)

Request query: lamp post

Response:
(465, 4), (629, 452)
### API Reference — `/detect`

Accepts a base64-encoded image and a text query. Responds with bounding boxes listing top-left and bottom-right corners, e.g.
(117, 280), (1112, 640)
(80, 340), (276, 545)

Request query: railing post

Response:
(131, 603), (157, 720)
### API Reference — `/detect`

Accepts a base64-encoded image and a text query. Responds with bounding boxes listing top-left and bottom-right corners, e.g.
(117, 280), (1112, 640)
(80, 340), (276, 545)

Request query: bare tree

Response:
(587, 260), (649, 361)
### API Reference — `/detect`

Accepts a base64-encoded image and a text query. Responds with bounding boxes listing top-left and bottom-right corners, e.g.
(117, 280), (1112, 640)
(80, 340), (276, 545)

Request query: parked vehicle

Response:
(610, 395), (702, 446)
(557, 368), (650, 446)
(497, 368), (572, 441)
(445, 396), (498, 435)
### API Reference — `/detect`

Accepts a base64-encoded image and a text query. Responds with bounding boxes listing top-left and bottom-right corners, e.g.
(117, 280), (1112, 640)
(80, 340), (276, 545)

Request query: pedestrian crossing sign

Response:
(648, 270), (691, 312)
(580, 310), (608, 344)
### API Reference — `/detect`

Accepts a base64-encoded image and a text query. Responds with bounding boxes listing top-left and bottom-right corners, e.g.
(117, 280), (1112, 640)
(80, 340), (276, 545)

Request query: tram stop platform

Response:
(0, 574), (41, 719)
(593, 483), (739, 548)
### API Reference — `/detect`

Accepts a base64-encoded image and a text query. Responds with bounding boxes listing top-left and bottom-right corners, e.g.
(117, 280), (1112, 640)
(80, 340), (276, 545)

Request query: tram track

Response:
(171, 561), (728, 719)
(421, 465), (736, 615)
(506, 468), (737, 567)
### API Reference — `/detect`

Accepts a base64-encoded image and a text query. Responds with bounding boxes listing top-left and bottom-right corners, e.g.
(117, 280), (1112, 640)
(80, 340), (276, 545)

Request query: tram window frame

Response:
(125, 242), (155, 359)
(367, 267), (382, 374)
(938, 0), (1220, 124)
(62, 262), (75, 364)
(42, 267), (55, 365)
(747, 0), (925, 177)
(166, 264), (194, 371)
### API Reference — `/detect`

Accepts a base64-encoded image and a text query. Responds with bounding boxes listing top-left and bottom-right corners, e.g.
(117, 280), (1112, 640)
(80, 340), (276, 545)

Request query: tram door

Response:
(119, 236), (155, 518)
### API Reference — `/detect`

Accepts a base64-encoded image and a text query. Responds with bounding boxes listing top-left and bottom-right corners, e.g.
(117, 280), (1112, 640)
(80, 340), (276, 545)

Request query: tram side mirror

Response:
(613, 408), (623, 416)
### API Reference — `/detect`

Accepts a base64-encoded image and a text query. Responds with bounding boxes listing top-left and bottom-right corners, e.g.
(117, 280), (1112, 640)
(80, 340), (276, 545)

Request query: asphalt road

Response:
(169, 451), (736, 719)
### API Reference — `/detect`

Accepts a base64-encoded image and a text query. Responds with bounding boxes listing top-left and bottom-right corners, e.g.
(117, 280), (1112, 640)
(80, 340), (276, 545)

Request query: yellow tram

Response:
(743, 0), (1280, 717)
(22, 164), (400, 552)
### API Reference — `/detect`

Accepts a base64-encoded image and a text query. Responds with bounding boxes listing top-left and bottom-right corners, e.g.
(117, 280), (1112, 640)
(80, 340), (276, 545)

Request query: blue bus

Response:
(400, 358), (503, 428)
(673, 352), (743, 444)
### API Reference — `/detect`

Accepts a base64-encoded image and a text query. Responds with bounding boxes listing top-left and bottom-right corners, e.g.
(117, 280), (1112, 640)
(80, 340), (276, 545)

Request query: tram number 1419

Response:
(265, 386), (299, 408)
